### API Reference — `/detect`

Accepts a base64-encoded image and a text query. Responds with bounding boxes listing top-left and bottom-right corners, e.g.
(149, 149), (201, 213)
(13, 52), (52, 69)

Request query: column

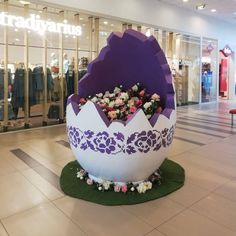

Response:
(74, 13), (80, 95)
(24, 4), (30, 128)
(42, 7), (48, 126)
(3, 0), (8, 132)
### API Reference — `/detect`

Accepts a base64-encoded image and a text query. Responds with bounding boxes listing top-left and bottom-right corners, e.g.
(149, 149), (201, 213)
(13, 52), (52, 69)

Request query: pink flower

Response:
(121, 185), (128, 193)
(135, 99), (142, 106)
(139, 90), (145, 97)
(79, 98), (86, 103)
(86, 178), (93, 185)
(151, 93), (160, 101)
(114, 185), (121, 192)
(130, 106), (137, 113)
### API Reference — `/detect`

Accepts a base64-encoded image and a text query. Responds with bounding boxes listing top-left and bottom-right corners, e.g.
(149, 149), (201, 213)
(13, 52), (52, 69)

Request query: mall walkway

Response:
(0, 100), (236, 236)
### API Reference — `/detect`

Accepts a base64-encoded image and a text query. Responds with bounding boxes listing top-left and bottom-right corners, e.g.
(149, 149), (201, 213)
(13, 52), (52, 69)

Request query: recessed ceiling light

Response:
(103, 21), (108, 25)
(211, 9), (217, 12)
(82, 23), (86, 27)
(196, 4), (206, 10)
(14, 28), (18, 32)
(63, 19), (68, 24)
(182, 0), (189, 2)
(19, 1), (30, 5)
(111, 24), (114, 27)
(80, 17), (84, 20)
(15, 38), (20, 41)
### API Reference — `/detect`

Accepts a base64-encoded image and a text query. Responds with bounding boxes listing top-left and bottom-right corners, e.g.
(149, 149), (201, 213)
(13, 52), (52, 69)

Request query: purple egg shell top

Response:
(67, 29), (175, 125)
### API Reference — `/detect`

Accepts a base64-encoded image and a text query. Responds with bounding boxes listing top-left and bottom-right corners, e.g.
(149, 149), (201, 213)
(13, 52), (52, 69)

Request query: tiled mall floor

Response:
(0, 100), (236, 236)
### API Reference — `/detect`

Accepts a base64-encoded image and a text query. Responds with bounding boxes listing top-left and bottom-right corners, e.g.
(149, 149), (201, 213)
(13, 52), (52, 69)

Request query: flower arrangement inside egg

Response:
(66, 29), (176, 189)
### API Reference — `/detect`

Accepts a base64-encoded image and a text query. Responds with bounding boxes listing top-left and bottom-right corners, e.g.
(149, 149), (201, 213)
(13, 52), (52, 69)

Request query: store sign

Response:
(206, 43), (214, 53)
(221, 45), (233, 57)
(0, 12), (82, 36)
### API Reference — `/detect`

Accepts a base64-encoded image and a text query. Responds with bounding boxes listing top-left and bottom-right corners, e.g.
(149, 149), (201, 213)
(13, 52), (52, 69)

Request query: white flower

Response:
(116, 109), (120, 114)
(132, 84), (138, 92)
(143, 102), (152, 110)
(98, 186), (103, 191)
(76, 170), (85, 178)
(114, 87), (121, 94)
(146, 114), (151, 119)
(96, 93), (103, 98)
(79, 176), (84, 180)
(131, 187), (135, 192)
(104, 91), (110, 98)
(108, 101), (115, 107)
(102, 180), (112, 190)
(104, 98), (110, 104)
(91, 97), (98, 103)
(136, 181), (152, 193)
(109, 93), (115, 98)
(120, 92), (129, 101)
(145, 181), (152, 190)
(136, 183), (147, 193)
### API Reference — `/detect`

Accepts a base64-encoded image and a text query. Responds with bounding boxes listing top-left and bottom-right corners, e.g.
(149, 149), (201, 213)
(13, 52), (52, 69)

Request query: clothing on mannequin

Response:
(63, 53), (69, 74)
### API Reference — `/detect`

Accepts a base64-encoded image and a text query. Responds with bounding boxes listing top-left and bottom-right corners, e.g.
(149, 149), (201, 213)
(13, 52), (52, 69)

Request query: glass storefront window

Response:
(0, 0), (217, 132)
(201, 38), (218, 103)
(157, 31), (201, 106)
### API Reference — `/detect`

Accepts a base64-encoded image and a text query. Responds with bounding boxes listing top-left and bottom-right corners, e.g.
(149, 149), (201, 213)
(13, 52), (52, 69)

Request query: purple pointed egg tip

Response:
(68, 29), (175, 125)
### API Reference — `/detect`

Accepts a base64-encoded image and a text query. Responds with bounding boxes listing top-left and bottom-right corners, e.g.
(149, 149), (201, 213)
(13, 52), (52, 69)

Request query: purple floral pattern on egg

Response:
(67, 125), (175, 155)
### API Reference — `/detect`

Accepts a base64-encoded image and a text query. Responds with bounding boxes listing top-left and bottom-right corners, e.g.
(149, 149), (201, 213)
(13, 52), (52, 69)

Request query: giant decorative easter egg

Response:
(66, 29), (176, 184)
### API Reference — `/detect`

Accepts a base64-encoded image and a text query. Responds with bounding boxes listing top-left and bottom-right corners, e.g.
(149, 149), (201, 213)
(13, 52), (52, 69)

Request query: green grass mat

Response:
(60, 159), (185, 206)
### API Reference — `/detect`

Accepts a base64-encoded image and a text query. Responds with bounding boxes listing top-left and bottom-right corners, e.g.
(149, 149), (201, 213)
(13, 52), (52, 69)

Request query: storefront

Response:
(0, 0), (219, 133)
(219, 45), (234, 99)
(201, 38), (218, 103)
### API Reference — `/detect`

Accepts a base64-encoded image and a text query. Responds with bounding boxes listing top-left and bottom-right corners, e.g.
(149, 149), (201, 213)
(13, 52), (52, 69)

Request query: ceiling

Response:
(159, 0), (236, 24)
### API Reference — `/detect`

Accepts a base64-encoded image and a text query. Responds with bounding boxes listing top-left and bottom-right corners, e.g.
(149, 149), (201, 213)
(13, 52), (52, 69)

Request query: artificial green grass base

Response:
(60, 159), (185, 205)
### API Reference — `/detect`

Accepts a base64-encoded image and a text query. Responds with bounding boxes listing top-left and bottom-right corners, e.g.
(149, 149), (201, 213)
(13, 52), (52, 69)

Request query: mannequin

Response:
(63, 53), (69, 74)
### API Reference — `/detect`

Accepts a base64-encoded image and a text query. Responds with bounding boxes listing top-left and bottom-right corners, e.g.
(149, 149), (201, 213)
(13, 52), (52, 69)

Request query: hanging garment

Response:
(11, 68), (36, 109)
(32, 67), (44, 91)
(79, 69), (87, 80)
(66, 69), (75, 96)
(0, 69), (12, 100)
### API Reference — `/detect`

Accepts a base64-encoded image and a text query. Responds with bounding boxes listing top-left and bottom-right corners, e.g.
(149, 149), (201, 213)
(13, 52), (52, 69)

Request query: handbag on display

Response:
(47, 104), (60, 119)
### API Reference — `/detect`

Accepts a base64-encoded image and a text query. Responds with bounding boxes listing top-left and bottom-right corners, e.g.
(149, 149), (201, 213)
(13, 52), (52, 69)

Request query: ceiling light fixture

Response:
(211, 9), (217, 12)
(182, 0), (189, 2)
(19, 1), (30, 5)
(63, 19), (68, 24)
(196, 4), (206, 10)
(103, 21), (108, 25)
